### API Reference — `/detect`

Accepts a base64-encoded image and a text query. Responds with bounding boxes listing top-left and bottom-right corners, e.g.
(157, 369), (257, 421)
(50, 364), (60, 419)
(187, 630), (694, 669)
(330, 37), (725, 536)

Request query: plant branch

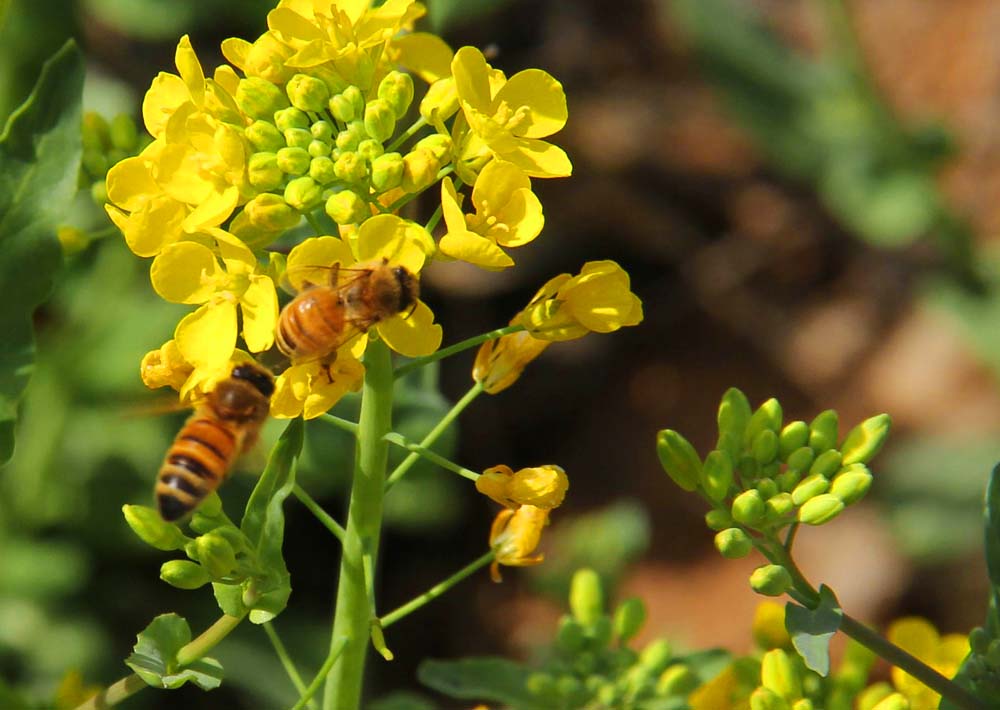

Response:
(381, 552), (495, 628)
(264, 622), (318, 710)
(382, 431), (479, 481)
(394, 325), (524, 379)
(293, 484), (346, 542)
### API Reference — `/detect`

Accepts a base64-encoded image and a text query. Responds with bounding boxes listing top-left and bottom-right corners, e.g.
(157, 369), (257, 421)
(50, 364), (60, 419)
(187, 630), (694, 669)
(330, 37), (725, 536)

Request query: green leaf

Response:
(417, 657), (543, 709)
(125, 613), (224, 691)
(425, 0), (512, 33)
(984, 463), (1000, 589)
(785, 586), (842, 676)
(240, 417), (303, 623)
(212, 582), (248, 618)
(0, 40), (83, 465)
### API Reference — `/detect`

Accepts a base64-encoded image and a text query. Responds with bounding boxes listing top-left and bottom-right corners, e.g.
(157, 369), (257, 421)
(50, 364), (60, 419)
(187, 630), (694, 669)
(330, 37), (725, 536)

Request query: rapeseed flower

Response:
(270, 355), (365, 419)
(476, 464), (568, 510)
(472, 329), (550, 394)
(488, 504), (549, 582)
(887, 617), (969, 710)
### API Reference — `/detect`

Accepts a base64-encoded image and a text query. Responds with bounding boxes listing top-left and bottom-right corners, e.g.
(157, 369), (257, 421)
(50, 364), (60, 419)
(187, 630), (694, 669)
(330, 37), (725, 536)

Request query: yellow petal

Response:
(150, 241), (222, 303)
(268, 7), (325, 41)
(355, 214), (433, 273)
(107, 196), (187, 258)
(302, 358), (365, 419)
(377, 300), (441, 357)
(440, 177), (468, 234)
(491, 187), (543, 248)
(213, 64), (240, 96)
(141, 73), (189, 137)
(472, 160), (530, 212)
(241, 275), (279, 352)
(106, 155), (159, 212)
(285, 236), (354, 291)
(390, 32), (454, 83)
(176, 301), (238, 369)
(175, 35), (205, 105)
(210, 228), (257, 274)
(269, 368), (307, 419)
(495, 68), (568, 138)
(181, 186), (240, 233)
(220, 37), (251, 72)
(452, 46), (493, 113)
(501, 138), (572, 178)
(438, 230), (513, 270)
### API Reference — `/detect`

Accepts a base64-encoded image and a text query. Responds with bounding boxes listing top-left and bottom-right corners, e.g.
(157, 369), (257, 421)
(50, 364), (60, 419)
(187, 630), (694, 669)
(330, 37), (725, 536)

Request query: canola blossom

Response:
(488, 504), (550, 582)
(476, 464), (568, 510)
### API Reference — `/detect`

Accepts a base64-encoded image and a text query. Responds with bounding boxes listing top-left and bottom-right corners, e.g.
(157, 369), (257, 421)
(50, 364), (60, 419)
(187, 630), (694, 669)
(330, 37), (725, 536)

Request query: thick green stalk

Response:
(323, 340), (394, 710)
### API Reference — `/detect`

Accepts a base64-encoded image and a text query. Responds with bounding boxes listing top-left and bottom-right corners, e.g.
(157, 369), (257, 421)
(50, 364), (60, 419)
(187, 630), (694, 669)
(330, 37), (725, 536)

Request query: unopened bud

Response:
(311, 120), (334, 143)
(274, 106), (310, 132)
(570, 568), (604, 626)
(160, 559), (211, 590)
(798, 494), (844, 525)
(336, 121), (367, 152)
(744, 398), (783, 446)
(786, 446), (815, 473)
(705, 508), (734, 531)
(193, 532), (238, 578)
(756, 477), (778, 499)
(330, 85), (365, 123)
(420, 77), (459, 123)
(761, 648), (802, 700)
(244, 193), (300, 231)
(750, 687), (791, 710)
(82, 112), (110, 152)
(364, 98), (396, 143)
(555, 616), (585, 653)
(415, 133), (453, 162)
(309, 156), (337, 184)
(840, 414), (891, 465)
(718, 387), (752, 456)
(656, 429), (702, 492)
(357, 138), (384, 162)
(308, 139), (331, 158)
(732, 490), (766, 526)
(123, 505), (189, 551)
(779, 421), (809, 459)
(245, 120), (285, 153)
(276, 146), (311, 175)
(830, 468), (872, 505)
(753, 429), (779, 464)
(526, 672), (556, 699)
(791, 701), (814, 710)
(82, 148), (108, 178)
(765, 492), (795, 521)
(248, 152), (283, 190)
(639, 639), (672, 674)
(370, 152), (404, 191)
(715, 527), (753, 558)
(809, 410), (839, 452)
(325, 190), (368, 225)
(969, 626), (989, 654)
(750, 565), (793, 597)
(869, 693), (909, 710)
(657, 664), (698, 695)
(791, 474), (830, 506)
(378, 70), (415, 119)
(613, 598), (646, 643)
(286, 73), (330, 113)
(809, 449), (842, 478)
(777, 469), (801, 493)
(109, 113), (139, 151)
(284, 127), (312, 149)
(237, 77), (289, 120)
(702, 450), (733, 502)
(334, 151), (367, 184)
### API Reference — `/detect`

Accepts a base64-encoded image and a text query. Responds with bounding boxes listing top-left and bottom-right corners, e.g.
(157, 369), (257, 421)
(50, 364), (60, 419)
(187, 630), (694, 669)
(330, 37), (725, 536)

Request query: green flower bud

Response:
(245, 120), (285, 153)
(808, 410), (839, 453)
(791, 474), (830, 506)
(750, 687), (791, 710)
(308, 139), (331, 158)
(779, 421), (809, 460)
(830, 469), (872, 505)
(761, 648), (802, 700)
(311, 120), (334, 142)
(555, 615), (586, 652)
(570, 568), (604, 626)
(738, 454), (759, 480)
(336, 120), (367, 152)
(718, 387), (752, 457)
(123, 505), (189, 551)
(286, 73), (330, 112)
(277, 146), (311, 175)
(596, 683), (620, 707)
(840, 414), (891, 465)
(715, 527), (753, 558)
(702, 450), (734, 502)
(402, 148), (440, 192)
(756, 478), (778, 499)
(786, 446), (815, 473)
(378, 70), (415, 119)
(248, 152), (284, 190)
(370, 151), (404, 191)
(587, 615), (613, 648)
(969, 626), (989, 654)
(613, 598), (647, 643)
(526, 672), (557, 699)
(753, 430), (779, 465)
(706, 508), (734, 531)
(109, 113), (139, 151)
(656, 429), (702, 492)
(639, 639), (672, 674)
(364, 98), (396, 143)
(797, 494), (845, 525)
(193, 532), (238, 578)
(330, 85), (365, 123)
(244, 193), (301, 231)
(160, 560), (211, 590)
(325, 189), (368, 225)
(732, 490), (766, 526)
(334, 151), (367, 183)
(554, 675), (583, 702)
(82, 112), (110, 152)
(416, 133), (453, 161)
(82, 148), (108, 179)
(777, 469), (801, 493)
(309, 156), (337, 184)
(203, 524), (247, 556)
(274, 106), (310, 132)
(107, 147), (129, 166)
(765, 492), (795, 521)
(868, 693), (909, 710)
(284, 127), (312, 149)
(237, 77), (289, 120)
(750, 565), (793, 597)
(657, 664), (698, 695)
(90, 180), (109, 206)
(717, 432), (741, 466)
(357, 138), (384, 162)
(284, 176), (323, 210)
(808, 449), (842, 478)
(744, 398), (783, 447)
(791, 700), (814, 710)
(572, 652), (598, 677)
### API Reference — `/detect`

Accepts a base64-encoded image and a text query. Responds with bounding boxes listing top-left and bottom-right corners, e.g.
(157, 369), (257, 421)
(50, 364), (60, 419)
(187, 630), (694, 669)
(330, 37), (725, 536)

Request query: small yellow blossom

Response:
(140, 341), (261, 404)
(517, 260), (643, 341)
(270, 355), (365, 419)
(752, 602), (792, 651)
(472, 329), (550, 394)
(887, 617), (969, 710)
(476, 464), (568, 510)
(389, 31), (454, 84)
(688, 664), (752, 710)
(438, 160), (544, 270)
(451, 46), (571, 181)
(488, 504), (549, 582)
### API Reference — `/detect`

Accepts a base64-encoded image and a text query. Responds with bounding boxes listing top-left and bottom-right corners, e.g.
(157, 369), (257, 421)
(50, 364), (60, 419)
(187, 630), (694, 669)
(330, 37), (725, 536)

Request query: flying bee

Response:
(276, 258), (419, 362)
(156, 362), (274, 521)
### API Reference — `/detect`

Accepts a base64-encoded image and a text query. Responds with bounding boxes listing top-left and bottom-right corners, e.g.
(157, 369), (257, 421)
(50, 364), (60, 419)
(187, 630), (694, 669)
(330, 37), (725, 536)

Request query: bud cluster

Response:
(80, 112), (146, 205)
(957, 626), (1000, 704)
(657, 388), (890, 550)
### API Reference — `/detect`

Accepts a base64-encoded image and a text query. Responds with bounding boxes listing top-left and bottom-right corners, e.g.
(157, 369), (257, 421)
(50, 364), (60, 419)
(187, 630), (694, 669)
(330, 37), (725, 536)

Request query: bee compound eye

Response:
(229, 364), (275, 397)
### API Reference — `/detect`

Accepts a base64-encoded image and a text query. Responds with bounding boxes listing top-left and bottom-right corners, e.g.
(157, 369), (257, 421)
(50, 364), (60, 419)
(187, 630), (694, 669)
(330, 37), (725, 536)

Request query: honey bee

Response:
(156, 362), (274, 521)
(276, 258), (419, 362)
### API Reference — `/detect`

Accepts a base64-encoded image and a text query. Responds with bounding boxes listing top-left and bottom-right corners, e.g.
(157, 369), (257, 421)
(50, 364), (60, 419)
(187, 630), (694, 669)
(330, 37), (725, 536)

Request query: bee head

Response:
(393, 266), (418, 315)
(230, 363), (275, 398)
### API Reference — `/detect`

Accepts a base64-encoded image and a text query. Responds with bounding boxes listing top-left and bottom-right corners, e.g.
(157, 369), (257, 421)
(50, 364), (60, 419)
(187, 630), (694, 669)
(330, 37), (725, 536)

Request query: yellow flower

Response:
(451, 45), (571, 181)
(472, 329), (550, 394)
(752, 602), (792, 651)
(488, 504), (549, 582)
(388, 31), (453, 84)
(438, 160), (544, 270)
(688, 665), (752, 710)
(270, 355), (365, 419)
(476, 464), (568, 510)
(517, 260), (643, 341)
(150, 229), (278, 371)
(887, 617), (970, 710)
(282, 215), (442, 357)
(139, 340), (261, 404)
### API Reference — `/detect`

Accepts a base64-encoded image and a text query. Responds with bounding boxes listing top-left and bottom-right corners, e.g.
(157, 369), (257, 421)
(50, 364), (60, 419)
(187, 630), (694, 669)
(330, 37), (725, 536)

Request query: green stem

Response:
(394, 325), (525, 379)
(382, 431), (479, 482)
(305, 211), (326, 236)
(386, 116), (428, 153)
(383, 165), (454, 214)
(323, 340), (394, 710)
(293, 637), (350, 710)
(264, 622), (318, 710)
(384, 382), (484, 490)
(72, 614), (246, 710)
(424, 204), (443, 233)
(293, 484), (346, 543)
(318, 413), (359, 435)
(380, 552), (495, 628)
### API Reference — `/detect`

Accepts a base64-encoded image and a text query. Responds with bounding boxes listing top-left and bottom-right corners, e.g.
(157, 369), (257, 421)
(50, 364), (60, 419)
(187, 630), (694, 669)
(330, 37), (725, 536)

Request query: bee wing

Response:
(279, 263), (340, 295)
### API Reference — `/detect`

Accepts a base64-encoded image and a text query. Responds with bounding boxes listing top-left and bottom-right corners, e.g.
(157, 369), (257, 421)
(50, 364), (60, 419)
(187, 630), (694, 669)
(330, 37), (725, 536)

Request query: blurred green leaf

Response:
(0, 537), (87, 598)
(125, 613), (223, 690)
(984, 463), (1000, 589)
(425, 0), (512, 33)
(678, 648), (732, 684)
(785, 586), (842, 676)
(0, 40), (83, 465)
(82, 0), (273, 40)
(369, 691), (439, 710)
(418, 657), (543, 709)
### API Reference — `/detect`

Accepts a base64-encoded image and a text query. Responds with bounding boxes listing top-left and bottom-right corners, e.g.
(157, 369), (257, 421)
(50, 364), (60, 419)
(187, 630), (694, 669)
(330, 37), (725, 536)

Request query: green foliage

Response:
(784, 586), (842, 677)
(0, 40), (83, 464)
(125, 614), (224, 690)
(425, 0), (513, 34)
(82, 0), (273, 39)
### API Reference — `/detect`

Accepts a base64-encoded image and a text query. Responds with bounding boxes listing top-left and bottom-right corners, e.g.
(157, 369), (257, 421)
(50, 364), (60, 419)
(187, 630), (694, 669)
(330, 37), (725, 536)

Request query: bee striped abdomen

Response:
(277, 289), (347, 360)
